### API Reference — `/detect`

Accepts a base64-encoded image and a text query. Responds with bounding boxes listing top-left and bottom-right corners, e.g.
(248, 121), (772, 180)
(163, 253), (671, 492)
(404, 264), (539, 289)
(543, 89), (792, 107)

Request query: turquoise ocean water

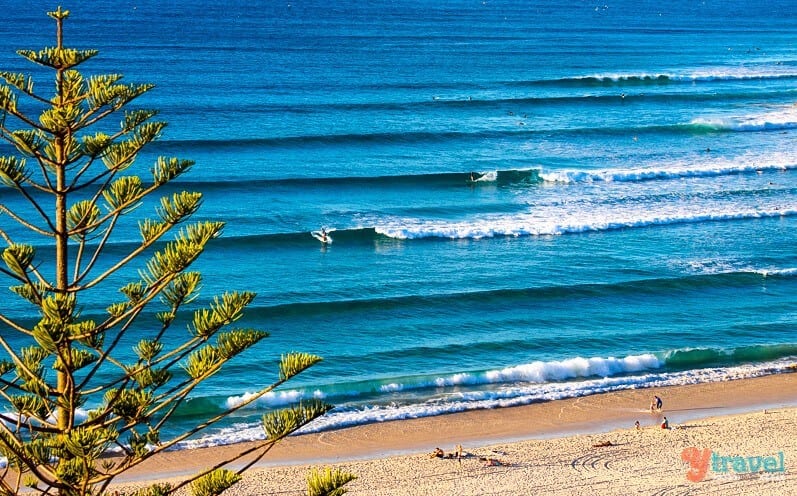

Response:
(1, 0), (796, 449)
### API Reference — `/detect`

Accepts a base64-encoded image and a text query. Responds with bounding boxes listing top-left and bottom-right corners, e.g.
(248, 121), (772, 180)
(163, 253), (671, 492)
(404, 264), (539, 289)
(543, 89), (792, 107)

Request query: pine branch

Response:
(0, 101), (50, 135)
(72, 178), (195, 288)
(69, 154), (104, 189)
(165, 441), (277, 496)
(71, 236), (87, 283)
(75, 229), (167, 292)
(0, 315), (31, 339)
(72, 213), (118, 285)
(74, 202), (215, 290)
(0, 72), (43, 103)
(74, 274), (179, 394)
(0, 228), (51, 291)
(106, 377), (285, 480)
(0, 10), (347, 494)
(0, 204), (54, 237)
(0, 420), (59, 487)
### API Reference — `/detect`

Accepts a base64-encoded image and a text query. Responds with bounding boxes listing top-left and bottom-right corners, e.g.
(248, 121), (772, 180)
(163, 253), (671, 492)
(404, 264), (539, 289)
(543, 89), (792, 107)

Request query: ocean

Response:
(1, 0), (796, 450)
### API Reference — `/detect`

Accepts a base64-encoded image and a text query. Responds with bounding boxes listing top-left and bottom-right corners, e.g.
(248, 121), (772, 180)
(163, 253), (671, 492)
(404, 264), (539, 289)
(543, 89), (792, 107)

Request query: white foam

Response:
(221, 353), (664, 416)
(435, 372), (478, 387)
(179, 358), (797, 450)
(226, 389), (326, 409)
(375, 206), (797, 240)
(0, 408), (89, 429)
(692, 104), (797, 132)
(684, 259), (797, 277)
(476, 171), (498, 182)
(486, 354), (661, 382)
(538, 158), (797, 184)
(757, 268), (797, 277)
(370, 150), (797, 241)
(577, 66), (797, 83)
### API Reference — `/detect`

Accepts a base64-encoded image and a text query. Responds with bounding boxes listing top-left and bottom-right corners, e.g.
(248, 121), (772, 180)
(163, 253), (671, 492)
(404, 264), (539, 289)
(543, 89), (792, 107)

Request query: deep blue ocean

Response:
(1, 0), (796, 450)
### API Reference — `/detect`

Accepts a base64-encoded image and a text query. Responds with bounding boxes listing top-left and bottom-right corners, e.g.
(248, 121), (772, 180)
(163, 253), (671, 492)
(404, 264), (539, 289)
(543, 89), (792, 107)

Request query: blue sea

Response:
(1, 0), (797, 450)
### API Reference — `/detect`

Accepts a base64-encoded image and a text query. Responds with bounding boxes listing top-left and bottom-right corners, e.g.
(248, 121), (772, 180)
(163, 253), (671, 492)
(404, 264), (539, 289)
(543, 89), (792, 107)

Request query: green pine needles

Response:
(0, 7), (353, 496)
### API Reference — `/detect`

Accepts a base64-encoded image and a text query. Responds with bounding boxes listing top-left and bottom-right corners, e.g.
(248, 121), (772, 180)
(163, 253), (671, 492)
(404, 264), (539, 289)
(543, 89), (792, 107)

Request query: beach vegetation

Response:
(0, 7), (353, 496)
(306, 467), (358, 496)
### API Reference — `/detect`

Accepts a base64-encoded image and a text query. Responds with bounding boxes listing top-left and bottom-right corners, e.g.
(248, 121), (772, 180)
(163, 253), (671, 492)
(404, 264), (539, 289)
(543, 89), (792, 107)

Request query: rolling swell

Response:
(10, 263), (788, 330)
(375, 207), (797, 240)
(215, 227), (384, 248)
(150, 130), (526, 151)
(160, 168), (542, 192)
(357, 70), (797, 91)
(164, 88), (795, 115)
(663, 344), (797, 369)
(13, 202), (797, 255)
(505, 71), (797, 88)
(146, 120), (749, 153)
(539, 162), (797, 184)
(152, 157), (794, 193)
(177, 354), (797, 448)
(200, 345), (797, 434)
(208, 347), (797, 409)
(15, 271), (753, 332)
(38, 202), (796, 255)
(240, 270), (786, 320)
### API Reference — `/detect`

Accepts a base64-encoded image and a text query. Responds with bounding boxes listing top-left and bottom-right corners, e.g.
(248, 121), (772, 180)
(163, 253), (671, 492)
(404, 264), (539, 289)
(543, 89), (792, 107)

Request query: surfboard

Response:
(467, 172), (483, 183)
(311, 230), (333, 244)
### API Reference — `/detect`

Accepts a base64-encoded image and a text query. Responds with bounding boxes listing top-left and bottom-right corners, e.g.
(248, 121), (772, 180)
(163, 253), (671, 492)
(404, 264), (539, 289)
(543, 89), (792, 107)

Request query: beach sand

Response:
(113, 372), (797, 495)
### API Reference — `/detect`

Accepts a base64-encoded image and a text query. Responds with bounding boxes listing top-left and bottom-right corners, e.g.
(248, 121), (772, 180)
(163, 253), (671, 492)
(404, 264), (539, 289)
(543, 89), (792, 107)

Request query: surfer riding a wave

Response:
(311, 227), (333, 244)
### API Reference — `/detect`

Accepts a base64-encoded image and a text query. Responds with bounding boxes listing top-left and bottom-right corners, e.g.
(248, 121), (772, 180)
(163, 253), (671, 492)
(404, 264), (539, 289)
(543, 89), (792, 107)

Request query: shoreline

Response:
(111, 371), (797, 492)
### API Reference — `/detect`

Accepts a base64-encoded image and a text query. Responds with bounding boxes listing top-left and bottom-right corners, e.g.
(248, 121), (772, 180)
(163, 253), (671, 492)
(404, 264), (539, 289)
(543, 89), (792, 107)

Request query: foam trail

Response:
(484, 354), (661, 382)
(225, 353), (664, 410)
(691, 104), (797, 132)
(376, 207), (797, 240)
(226, 389), (326, 409)
(177, 357), (797, 450)
(476, 171), (498, 182)
(572, 67), (797, 84)
(759, 268), (797, 277)
(539, 157), (797, 184)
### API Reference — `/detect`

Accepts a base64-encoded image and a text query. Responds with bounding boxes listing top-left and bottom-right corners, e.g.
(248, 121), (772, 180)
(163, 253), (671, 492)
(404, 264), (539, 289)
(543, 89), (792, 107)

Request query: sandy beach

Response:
(110, 372), (797, 495)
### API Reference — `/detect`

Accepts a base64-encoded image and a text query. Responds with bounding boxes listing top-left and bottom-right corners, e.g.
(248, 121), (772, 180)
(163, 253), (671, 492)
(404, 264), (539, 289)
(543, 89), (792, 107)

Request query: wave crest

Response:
(565, 68), (797, 86)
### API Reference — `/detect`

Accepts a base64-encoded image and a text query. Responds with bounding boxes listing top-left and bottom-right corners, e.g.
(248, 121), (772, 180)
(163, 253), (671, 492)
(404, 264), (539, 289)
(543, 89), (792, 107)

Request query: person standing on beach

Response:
(650, 395), (662, 412)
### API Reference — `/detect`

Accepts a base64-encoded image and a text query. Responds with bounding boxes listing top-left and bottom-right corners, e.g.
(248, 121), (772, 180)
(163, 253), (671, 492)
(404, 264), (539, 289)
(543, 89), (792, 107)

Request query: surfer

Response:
(311, 227), (333, 244)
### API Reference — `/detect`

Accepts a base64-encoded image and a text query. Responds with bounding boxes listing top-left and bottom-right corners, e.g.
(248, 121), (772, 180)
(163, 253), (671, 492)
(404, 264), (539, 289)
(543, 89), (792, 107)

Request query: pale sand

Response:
(113, 372), (797, 495)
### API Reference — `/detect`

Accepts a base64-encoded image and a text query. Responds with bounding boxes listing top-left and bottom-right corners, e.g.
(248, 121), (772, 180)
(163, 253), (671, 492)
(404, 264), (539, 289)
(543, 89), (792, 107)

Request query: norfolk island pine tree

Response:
(0, 7), (354, 496)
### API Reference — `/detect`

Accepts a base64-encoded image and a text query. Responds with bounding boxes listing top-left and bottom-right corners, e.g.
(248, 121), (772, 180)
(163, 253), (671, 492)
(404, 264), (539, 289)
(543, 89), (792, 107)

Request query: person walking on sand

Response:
(650, 395), (662, 412)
